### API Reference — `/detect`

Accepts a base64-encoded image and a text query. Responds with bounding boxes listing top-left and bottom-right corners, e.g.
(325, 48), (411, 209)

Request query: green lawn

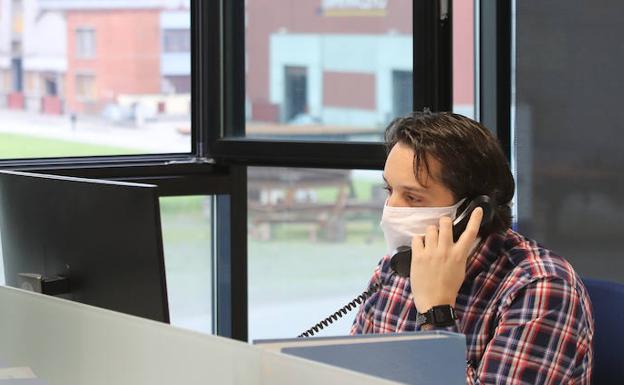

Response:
(0, 132), (140, 158)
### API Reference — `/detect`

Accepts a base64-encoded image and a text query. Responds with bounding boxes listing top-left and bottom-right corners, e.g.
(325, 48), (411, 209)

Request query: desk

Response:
(0, 286), (399, 385)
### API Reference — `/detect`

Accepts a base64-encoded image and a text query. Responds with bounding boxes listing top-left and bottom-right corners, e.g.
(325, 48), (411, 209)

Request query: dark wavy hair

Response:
(384, 111), (515, 236)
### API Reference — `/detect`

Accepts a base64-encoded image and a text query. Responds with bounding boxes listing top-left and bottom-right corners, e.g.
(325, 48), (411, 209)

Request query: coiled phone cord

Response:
(298, 281), (381, 338)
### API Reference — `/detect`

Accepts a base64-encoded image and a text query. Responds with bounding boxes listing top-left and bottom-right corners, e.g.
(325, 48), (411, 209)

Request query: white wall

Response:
(160, 10), (189, 28)
(160, 11), (191, 76)
(0, 0), (13, 70)
(22, 0), (67, 73)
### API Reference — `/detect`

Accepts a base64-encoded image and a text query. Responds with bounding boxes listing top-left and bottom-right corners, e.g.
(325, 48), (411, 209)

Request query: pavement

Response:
(0, 109), (191, 153)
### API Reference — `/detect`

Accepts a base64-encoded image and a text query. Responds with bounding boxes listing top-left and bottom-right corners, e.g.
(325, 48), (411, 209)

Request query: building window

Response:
(392, 70), (413, 118)
(283, 66), (307, 123)
(11, 0), (24, 36)
(76, 28), (96, 58)
(10, 58), (23, 92)
(75, 73), (95, 101)
(163, 29), (190, 53)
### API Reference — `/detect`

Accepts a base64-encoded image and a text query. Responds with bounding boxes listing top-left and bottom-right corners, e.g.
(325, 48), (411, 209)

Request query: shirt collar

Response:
(464, 230), (509, 281)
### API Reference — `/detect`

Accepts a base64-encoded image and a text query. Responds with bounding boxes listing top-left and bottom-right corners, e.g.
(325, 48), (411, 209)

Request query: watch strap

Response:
(415, 312), (427, 328)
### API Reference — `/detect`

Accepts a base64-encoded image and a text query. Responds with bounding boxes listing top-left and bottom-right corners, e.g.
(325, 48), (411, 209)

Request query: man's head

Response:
(383, 111), (515, 236)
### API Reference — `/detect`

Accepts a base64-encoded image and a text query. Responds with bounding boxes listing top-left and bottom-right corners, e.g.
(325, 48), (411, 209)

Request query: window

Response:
(75, 73), (95, 101)
(11, 0), (23, 36)
(392, 70), (413, 118)
(0, 235), (4, 286)
(211, 0), (460, 341)
(163, 29), (190, 53)
(248, 167), (385, 339)
(243, 0), (413, 141)
(76, 28), (96, 58)
(452, 0), (474, 118)
(515, 1), (624, 283)
(0, 2), (191, 159)
(160, 196), (213, 334)
(10, 58), (22, 92)
(0, 0), (461, 344)
(160, 12), (191, 94)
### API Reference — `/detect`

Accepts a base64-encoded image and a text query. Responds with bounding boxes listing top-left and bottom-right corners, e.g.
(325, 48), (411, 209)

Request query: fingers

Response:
(424, 225), (438, 254)
(412, 212), (474, 258)
(455, 207), (484, 254)
(412, 234), (425, 253)
(438, 216), (453, 248)
(413, 217), (453, 256)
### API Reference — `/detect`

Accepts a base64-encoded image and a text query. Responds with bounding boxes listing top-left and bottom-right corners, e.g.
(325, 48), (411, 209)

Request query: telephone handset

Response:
(297, 195), (495, 338)
(389, 195), (495, 278)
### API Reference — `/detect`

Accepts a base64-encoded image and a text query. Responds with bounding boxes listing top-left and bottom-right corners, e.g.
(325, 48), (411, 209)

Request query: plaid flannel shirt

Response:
(351, 229), (594, 385)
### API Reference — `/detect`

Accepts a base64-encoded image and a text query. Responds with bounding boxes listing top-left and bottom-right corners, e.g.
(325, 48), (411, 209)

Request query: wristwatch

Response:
(416, 305), (457, 328)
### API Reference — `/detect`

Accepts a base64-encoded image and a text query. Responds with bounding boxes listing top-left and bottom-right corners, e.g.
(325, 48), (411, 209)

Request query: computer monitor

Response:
(0, 170), (169, 323)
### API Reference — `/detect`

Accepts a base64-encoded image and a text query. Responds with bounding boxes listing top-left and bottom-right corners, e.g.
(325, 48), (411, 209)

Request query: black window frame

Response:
(478, 0), (512, 161)
(0, 0), (464, 343)
(210, 0), (453, 342)
(211, 0), (453, 170)
(0, 0), (238, 337)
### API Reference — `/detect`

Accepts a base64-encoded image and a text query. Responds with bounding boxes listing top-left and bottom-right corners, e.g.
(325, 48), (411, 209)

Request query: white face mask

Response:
(380, 198), (466, 255)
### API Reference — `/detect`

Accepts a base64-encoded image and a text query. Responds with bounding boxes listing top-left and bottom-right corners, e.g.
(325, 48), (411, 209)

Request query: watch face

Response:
(433, 307), (452, 323)
(429, 305), (456, 327)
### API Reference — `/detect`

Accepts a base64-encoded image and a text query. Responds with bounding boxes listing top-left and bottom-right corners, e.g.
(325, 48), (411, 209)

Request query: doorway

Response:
(283, 66), (308, 122)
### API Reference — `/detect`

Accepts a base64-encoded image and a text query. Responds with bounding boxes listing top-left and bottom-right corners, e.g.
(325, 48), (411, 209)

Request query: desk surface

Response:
(0, 286), (399, 385)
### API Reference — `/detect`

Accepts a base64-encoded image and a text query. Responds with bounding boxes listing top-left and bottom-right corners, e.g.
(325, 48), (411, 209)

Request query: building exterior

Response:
(0, 0), (470, 125)
(160, 10), (190, 95)
(18, 0), (66, 114)
(64, 8), (161, 114)
(0, 0), (27, 109)
(0, 0), (189, 115)
(245, 0), (473, 131)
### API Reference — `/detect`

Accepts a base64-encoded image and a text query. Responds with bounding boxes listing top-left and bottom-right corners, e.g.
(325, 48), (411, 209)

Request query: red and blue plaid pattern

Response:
(351, 229), (594, 385)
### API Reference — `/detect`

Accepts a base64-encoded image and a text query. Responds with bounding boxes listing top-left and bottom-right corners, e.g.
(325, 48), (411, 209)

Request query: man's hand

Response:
(409, 207), (483, 313)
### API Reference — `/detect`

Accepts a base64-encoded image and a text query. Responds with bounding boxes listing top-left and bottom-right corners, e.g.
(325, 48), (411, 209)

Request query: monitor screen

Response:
(0, 170), (169, 323)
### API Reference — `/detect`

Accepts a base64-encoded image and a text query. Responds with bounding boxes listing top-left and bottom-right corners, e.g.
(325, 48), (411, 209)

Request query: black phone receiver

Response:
(389, 195), (495, 278)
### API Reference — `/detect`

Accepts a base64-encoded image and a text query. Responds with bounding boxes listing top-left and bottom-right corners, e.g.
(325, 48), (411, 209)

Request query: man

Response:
(351, 112), (593, 385)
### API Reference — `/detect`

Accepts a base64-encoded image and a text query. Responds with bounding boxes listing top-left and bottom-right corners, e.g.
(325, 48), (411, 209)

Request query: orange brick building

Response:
(65, 9), (161, 114)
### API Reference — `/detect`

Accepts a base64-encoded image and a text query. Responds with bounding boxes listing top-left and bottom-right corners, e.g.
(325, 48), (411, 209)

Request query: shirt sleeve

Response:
(350, 262), (382, 335)
(467, 277), (592, 385)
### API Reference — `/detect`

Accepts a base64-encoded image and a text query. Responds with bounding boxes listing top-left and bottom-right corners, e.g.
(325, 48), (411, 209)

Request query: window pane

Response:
(160, 196), (213, 334)
(75, 73), (95, 101)
(248, 167), (386, 340)
(0, 234), (4, 286)
(75, 28), (96, 58)
(163, 29), (191, 53)
(0, 1), (191, 159)
(244, 1), (413, 142)
(452, 0), (474, 119)
(515, 1), (624, 282)
(0, 194), (213, 331)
